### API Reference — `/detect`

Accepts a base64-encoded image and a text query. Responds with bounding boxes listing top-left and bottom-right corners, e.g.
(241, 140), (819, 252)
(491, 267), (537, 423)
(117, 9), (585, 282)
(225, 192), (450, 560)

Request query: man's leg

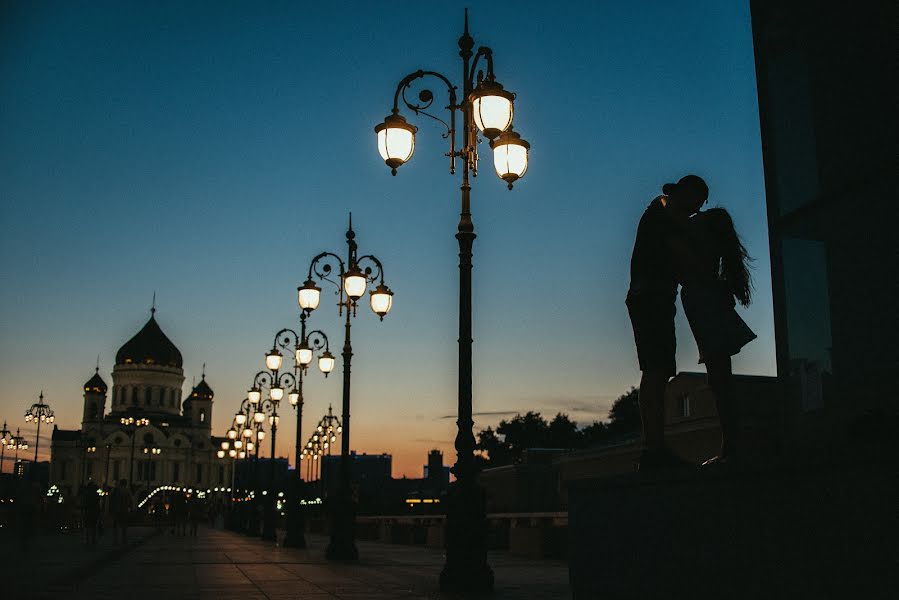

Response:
(639, 370), (669, 452)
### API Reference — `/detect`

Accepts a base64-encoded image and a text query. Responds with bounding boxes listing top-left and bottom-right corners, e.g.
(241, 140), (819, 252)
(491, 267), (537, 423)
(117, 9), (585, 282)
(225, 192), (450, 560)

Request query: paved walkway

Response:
(46, 527), (569, 599)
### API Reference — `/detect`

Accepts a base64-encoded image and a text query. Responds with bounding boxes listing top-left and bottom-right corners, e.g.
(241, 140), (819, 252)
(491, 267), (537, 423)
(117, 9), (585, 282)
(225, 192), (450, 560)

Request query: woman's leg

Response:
(705, 355), (740, 459)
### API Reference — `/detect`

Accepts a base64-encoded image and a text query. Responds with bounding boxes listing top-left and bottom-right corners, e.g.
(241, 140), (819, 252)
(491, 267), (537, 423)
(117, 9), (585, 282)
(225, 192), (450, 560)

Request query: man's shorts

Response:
(626, 292), (676, 375)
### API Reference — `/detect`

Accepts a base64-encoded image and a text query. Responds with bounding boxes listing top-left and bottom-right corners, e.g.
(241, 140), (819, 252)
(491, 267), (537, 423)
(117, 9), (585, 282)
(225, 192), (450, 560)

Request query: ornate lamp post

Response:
(270, 318), (334, 548)
(120, 416), (150, 489)
(250, 357), (296, 542)
(24, 392), (55, 463)
(0, 421), (12, 474)
(373, 10), (530, 591)
(298, 215), (394, 560)
(7, 429), (28, 472)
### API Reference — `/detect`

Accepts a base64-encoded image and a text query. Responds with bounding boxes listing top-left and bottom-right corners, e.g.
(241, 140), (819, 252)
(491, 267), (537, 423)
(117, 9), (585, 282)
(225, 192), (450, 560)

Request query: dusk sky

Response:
(0, 1), (773, 477)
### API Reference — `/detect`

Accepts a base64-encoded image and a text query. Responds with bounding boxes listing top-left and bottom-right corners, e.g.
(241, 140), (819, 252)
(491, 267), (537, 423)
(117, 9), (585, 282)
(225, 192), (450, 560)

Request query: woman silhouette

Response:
(678, 206), (756, 466)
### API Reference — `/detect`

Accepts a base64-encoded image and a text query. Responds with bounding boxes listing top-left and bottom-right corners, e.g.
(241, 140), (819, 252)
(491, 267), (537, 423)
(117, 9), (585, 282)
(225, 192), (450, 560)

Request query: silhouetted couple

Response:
(627, 175), (755, 471)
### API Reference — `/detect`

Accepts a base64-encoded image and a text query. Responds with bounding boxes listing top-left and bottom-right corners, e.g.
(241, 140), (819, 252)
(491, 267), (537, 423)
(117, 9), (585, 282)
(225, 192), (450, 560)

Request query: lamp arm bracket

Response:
(308, 251), (346, 293)
(305, 329), (330, 352)
(467, 46), (495, 90)
(273, 328), (301, 352)
(355, 254), (386, 284)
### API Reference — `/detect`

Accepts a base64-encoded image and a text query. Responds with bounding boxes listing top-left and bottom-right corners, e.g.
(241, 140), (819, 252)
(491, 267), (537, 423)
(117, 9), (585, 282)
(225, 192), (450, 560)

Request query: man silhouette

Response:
(626, 175), (707, 470)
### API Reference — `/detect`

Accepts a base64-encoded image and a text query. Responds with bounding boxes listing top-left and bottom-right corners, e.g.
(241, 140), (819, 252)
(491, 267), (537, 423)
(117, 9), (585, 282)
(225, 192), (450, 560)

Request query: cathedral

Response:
(50, 309), (231, 501)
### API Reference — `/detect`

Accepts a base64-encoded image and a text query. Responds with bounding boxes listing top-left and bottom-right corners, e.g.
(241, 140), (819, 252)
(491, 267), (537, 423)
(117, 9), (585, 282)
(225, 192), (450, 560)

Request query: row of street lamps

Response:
(224, 12), (524, 589)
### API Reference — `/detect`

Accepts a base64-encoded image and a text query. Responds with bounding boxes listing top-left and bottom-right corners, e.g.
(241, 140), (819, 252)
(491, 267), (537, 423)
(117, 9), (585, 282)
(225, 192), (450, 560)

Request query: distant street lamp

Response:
(250, 357), (296, 543)
(24, 392), (55, 463)
(374, 10), (530, 591)
(6, 428), (28, 473)
(270, 317), (333, 549)
(299, 214), (393, 561)
(120, 416), (150, 489)
(0, 421), (12, 475)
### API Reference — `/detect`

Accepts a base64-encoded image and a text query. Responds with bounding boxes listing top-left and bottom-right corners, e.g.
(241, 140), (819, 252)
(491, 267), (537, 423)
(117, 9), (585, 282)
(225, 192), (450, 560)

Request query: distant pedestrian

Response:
(171, 493), (187, 535)
(15, 474), (42, 552)
(81, 480), (101, 545)
(109, 479), (132, 545)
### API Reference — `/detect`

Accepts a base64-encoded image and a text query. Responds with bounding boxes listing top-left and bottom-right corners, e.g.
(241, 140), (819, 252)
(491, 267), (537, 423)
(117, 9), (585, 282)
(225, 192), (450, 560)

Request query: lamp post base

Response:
(282, 480), (306, 548)
(261, 500), (277, 542)
(439, 479), (494, 593)
(325, 492), (358, 561)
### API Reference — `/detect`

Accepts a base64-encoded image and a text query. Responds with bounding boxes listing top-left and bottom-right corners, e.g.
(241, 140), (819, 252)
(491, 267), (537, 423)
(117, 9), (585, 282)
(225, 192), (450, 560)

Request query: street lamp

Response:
(374, 10), (530, 590)
(270, 317), (333, 548)
(0, 421), (12, 475)
(7, 428), (28, 473)
(301, 214), (393, 561)
(120, 415), (150, 489)
(250, 361), (296, 542)
(24, 391), (55, 463)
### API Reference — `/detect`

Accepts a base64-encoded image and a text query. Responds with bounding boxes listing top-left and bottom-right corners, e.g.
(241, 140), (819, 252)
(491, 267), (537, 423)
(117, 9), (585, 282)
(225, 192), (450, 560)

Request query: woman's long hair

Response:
(706, 208), (752, 306)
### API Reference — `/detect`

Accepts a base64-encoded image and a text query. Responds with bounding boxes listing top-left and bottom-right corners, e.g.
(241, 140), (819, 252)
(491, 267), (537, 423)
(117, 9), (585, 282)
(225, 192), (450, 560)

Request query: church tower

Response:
(184, 373), (214, 431)
(82, 367), (107, 424)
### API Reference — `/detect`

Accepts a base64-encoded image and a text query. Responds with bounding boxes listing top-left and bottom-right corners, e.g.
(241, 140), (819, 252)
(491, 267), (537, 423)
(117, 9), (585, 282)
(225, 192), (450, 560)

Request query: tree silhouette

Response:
(474, 387), (642, 467)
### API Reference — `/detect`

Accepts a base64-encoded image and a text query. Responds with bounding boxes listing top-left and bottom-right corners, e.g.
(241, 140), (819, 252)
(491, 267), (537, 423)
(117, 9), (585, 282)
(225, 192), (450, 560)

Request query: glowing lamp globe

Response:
(374, 113), (417, 175)
(490, 129), (530, 189)
(235, 413), (247, 426)
(370, 283), (394, 320)
(270, 386), (284, 402)
(265, 349), (283, 372)
(297, 278), (321, 312)
(248, 387), (262, 404)
(288, 390), (300, 406)
(296, 342), (313, 367)
(470, 80), (514, 140)
(318, 351), (336, 376)
(343, 268), (367, 300)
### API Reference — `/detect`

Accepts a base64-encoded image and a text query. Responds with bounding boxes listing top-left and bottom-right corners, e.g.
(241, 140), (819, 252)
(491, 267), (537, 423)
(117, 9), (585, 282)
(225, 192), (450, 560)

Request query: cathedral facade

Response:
(50, 310), (231, 500)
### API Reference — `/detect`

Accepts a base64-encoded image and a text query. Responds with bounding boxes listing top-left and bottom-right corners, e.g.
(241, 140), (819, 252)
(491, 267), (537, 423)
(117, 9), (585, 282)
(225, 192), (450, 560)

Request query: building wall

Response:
(109, 363), (185, 416)
(750, 0), (897, 455)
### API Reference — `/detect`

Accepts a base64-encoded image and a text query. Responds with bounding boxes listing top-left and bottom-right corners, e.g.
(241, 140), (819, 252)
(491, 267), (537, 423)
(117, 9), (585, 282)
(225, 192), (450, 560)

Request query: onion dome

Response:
(115, 311), (183, 368)
(83, 368), (108, 394)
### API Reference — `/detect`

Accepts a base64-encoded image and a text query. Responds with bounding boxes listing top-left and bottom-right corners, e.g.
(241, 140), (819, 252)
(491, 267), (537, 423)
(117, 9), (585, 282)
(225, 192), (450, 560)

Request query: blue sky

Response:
(0, 1), (773, 476)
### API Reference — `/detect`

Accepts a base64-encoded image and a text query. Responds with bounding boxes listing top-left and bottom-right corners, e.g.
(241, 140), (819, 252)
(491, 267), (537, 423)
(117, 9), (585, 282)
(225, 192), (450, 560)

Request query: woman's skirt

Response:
(681, 283), (756, 363)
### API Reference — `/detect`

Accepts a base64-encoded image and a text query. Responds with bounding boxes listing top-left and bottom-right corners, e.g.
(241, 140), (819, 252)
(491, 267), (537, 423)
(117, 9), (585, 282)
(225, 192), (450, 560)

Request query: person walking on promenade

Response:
(109, 479), (132, 545)
(81, 480), (101, 545)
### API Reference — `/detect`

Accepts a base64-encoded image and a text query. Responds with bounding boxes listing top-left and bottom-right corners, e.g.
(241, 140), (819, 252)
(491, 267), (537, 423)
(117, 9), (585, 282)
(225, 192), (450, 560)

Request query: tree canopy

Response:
(474, 387), (641, 468)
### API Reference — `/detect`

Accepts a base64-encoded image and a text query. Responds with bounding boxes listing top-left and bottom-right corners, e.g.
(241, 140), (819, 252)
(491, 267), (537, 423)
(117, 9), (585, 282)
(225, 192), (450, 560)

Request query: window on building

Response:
(113, 460), (120, 480)
(679, 394), (691, 418)
(218, 466), (225, 484)
(199, 409), (206, 423)
(196, 464), (203, 482)
(60, 461), (68, 480)
(173, 462), (181, 481)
